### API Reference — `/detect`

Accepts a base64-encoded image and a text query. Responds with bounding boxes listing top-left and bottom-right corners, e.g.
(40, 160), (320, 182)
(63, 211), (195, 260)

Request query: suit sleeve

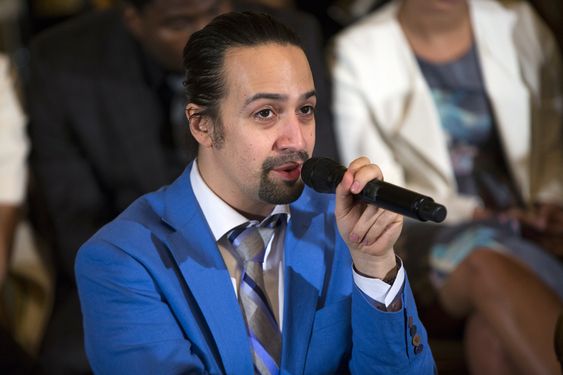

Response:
(28, 39), (114, 281)
(349, 276), (436, 374)
(75, 237), (210, 375)
(327, 218), (435, 373)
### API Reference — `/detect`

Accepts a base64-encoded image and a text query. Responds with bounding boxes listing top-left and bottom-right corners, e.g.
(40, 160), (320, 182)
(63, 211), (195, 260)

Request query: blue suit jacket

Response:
(75, 164), (435, 374)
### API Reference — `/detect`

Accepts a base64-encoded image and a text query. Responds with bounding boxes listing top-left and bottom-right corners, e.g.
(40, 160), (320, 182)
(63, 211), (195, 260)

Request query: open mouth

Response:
(271, 162), (302, 181)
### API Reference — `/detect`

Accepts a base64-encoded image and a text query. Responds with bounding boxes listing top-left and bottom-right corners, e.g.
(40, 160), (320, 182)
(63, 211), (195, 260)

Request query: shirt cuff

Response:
(352, 257), (405, 308)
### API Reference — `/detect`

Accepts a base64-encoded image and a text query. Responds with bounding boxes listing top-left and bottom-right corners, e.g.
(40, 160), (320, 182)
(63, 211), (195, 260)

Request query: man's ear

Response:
(187, 104), (213, 147)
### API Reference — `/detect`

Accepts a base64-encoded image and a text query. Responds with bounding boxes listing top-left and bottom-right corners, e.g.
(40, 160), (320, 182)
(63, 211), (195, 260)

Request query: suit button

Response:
(412, 334), (421, 347)
(414, 343), (424, 355)
(410, 324), (417, 337)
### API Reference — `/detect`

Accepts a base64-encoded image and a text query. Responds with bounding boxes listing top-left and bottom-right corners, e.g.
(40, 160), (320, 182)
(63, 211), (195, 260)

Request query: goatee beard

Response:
(259, 151), (309, 204)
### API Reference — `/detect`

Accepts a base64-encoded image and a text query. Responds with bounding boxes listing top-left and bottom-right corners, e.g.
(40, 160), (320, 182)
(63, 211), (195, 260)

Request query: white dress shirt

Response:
(190, 160), (405, 327)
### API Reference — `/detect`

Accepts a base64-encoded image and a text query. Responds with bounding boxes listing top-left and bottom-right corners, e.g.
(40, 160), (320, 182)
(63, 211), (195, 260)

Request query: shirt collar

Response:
(190, 160), (290, 241)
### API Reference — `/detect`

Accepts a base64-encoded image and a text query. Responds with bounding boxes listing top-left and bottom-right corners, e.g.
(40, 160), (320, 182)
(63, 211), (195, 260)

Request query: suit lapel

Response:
(391, 19), (454, 184)
(280, 197), (326, 374)
(396, 76), (454, 184)
(161, 166), (254, 374)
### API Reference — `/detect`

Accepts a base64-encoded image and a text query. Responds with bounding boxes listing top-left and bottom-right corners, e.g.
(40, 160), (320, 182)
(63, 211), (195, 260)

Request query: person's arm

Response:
(507, 203), (563, 257)
(349, 274), (435, 374)
(353, 256), (405, 311)
(334, 157), (435, 373)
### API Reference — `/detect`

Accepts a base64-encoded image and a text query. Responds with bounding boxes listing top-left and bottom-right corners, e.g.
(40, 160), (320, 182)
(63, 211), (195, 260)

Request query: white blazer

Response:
(332, 0), (563, 223)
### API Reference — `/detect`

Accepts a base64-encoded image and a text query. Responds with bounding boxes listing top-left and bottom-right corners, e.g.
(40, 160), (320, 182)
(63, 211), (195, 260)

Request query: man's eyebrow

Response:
(301, 90), (316, 101)
(243, 90), (317, 107)
(244, 93), (287, 106)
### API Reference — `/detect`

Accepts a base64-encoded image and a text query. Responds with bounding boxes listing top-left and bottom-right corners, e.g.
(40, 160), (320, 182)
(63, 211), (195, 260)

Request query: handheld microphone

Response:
(301, 157), (447, 223)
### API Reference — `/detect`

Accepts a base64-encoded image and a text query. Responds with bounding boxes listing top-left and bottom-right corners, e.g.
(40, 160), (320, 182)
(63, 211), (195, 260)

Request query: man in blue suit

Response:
(75, 11), (435, 374)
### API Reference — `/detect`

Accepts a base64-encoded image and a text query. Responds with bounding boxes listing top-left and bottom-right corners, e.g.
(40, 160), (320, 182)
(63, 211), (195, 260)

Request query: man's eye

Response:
(300, 106), (315, 115)
(256, 109), (274, 119)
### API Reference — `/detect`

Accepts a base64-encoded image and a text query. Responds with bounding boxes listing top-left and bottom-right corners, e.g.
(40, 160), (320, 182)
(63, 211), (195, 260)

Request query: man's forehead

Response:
(223, 44), (313, 98)
(223, 44), (314, 97)
(224, 43), (310, 72)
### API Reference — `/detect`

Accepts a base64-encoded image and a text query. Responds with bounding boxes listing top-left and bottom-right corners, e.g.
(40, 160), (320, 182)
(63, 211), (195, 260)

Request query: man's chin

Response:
(259, 179), (304, 205)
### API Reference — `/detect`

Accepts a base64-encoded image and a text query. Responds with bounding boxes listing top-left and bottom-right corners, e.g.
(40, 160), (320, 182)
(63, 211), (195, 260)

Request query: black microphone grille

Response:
(301, 157), (345, 194)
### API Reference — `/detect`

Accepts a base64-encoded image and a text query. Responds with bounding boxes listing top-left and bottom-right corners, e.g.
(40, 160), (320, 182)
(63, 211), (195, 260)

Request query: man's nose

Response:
(276, 114), (308, 151)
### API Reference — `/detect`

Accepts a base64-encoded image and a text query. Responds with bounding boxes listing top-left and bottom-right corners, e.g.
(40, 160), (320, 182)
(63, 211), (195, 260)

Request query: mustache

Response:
(262, 151), (309, 171)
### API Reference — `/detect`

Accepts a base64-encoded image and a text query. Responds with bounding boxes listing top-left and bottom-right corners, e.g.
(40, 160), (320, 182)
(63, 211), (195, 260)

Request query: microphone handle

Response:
(359, 179), (445, 222)
(331, 168), (446, 223)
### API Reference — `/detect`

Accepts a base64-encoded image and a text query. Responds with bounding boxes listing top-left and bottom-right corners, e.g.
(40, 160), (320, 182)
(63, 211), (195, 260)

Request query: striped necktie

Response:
(228, 214), (285, 375)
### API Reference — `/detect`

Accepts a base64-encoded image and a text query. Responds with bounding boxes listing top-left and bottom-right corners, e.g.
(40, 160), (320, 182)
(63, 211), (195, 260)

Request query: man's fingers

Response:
(347, 156), (371, 174)
(347, 204), (402, 248)
(348, 163), (383, 194)
(347, 204), (383, 244)
(361, 211), (402, 247)
(336, 157), (383, 197)
(335, 158), (370, 205)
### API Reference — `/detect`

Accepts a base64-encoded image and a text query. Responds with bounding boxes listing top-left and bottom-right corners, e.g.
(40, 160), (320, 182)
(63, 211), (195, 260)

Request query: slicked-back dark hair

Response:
(183, 11), (304, 124)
